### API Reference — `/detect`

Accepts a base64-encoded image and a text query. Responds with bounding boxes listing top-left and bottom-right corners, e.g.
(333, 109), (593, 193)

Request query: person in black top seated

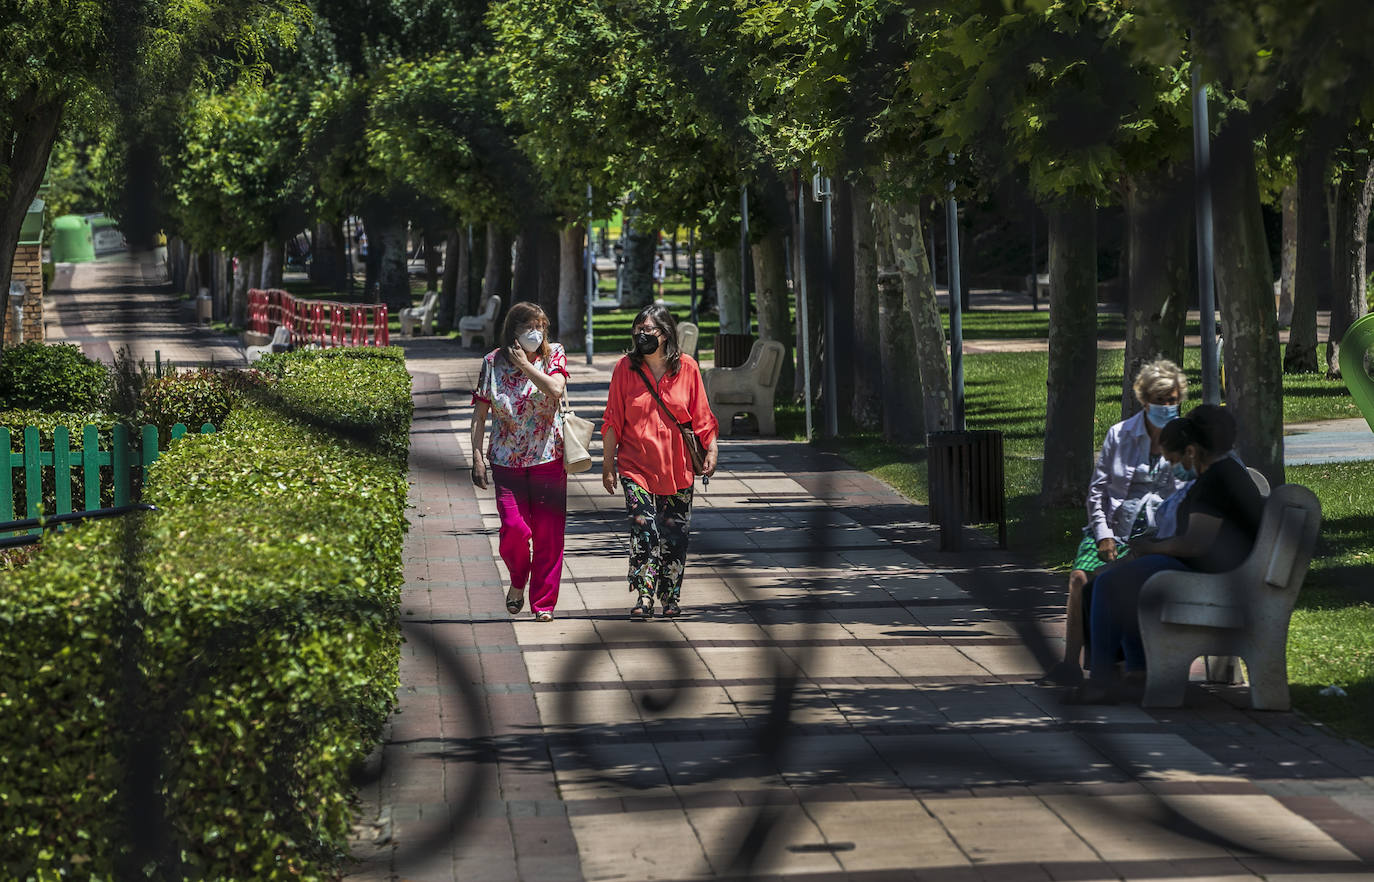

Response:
(1066, 405), (1265, 704)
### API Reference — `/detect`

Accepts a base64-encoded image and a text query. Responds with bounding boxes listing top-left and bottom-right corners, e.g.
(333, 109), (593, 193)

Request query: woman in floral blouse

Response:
(601, 304), (719, 619)
(471, 302), (569, 622)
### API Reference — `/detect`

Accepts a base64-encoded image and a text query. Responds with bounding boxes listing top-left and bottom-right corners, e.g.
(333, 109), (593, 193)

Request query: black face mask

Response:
(634, 331), (660, 355)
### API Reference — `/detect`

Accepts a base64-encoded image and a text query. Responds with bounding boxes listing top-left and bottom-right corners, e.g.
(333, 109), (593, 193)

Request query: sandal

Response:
(1060, 683), (1118, 706)
(660, 601), (681, 618)
(630, 596), (653, 619)
(534, 610), (554, 623)
(505, 589), (525, 616)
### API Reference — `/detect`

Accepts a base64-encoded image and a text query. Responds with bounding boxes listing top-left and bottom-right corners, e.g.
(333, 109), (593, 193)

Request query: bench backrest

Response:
(271, 325), (291, 346)
(419, 290), (438, 311)
(483, 295), (501, 319)
(1244, 483), (1322, 593)
(748, 339), (785, 389)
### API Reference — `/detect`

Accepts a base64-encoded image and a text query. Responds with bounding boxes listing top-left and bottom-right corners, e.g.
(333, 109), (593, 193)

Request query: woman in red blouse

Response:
(601, 304), (719, 618)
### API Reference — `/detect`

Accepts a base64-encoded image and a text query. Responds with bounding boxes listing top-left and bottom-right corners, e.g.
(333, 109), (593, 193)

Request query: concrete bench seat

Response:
(400, 290), (438, 336)
(245, 325), (291, 363)
(1138, 482), (1322, 710)
(459, 295), (501, 349)
(702, 338), (785, 436)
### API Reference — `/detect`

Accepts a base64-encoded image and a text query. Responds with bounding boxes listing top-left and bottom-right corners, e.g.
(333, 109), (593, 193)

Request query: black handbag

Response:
(635, 367), (708, 475)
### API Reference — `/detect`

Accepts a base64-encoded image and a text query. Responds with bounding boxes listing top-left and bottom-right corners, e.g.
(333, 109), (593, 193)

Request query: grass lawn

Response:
(769, 340), (1373, 741)
(563, 278), (722, 361)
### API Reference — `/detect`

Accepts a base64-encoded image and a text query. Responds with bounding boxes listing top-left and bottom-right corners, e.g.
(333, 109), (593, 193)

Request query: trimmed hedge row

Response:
(0, 347), (412, 880)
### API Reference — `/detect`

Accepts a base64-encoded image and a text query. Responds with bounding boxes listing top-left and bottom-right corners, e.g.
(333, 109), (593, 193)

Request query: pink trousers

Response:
(491, 460), (567, 613)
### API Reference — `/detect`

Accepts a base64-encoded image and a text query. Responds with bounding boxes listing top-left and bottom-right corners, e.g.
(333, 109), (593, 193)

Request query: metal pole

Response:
(688, 227), (698, 323)
(585, 184), (594, 364)
(820, 174), (839, 439)
(945, 159), (966, 432)
(740, 186), (750, 334)
(1192, 63), (1220, 405)
(796, 172), (814, 440)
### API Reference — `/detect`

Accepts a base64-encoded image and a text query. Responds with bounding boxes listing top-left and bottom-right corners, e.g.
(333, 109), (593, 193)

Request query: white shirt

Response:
(1086, 410), (1181, 542)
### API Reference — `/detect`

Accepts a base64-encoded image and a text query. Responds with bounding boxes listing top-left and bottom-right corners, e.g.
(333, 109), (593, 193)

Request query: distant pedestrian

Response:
(471, 302), (570, 622)
(601, 304), (719, 619)
(653, 253), (666, 298)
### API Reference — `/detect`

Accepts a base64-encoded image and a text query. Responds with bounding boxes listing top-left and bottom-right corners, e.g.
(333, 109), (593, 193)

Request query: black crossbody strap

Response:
(635, 366), (687, 429)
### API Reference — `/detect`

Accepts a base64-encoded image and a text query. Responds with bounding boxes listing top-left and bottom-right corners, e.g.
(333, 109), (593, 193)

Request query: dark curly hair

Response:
(1160, 404), (1236, 456)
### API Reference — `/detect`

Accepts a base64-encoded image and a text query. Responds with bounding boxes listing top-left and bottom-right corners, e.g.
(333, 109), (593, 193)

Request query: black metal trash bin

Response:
(927, 429), (1007, 551)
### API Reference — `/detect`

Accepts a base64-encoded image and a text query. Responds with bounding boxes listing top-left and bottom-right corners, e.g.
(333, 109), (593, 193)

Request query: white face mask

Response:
(517, 328), (543, 352)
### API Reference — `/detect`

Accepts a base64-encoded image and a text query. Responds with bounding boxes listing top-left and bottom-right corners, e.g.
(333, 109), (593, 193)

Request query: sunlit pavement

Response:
(44, 262), (1374, 881)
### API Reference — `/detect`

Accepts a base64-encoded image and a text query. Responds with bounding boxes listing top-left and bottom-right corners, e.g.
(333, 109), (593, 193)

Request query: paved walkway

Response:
(42, 259), (1374, 880)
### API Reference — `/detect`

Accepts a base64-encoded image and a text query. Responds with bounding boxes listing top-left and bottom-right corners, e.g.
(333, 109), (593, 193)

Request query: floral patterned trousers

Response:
(621, 477), (693, 603)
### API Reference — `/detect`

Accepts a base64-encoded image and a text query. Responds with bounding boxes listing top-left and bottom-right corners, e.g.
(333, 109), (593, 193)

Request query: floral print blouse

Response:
(471, 344), (569, 468)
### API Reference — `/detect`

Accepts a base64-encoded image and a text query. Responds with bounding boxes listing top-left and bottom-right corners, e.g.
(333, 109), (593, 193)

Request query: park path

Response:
(41, 258), (1374, 880)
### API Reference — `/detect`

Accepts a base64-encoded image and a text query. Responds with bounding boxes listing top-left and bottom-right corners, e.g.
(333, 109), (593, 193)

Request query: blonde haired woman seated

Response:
(1045, 358), (1188, 683)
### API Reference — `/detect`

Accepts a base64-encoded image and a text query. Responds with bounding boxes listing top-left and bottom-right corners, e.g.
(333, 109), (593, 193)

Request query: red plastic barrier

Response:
(246, 288), (390, 351)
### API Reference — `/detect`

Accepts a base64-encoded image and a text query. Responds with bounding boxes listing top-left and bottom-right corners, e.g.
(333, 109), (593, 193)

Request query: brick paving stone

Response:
(65, 268), (1374, 880)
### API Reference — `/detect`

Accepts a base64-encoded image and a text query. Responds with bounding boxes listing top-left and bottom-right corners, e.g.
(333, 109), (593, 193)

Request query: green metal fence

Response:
(1, 422), (215, 530)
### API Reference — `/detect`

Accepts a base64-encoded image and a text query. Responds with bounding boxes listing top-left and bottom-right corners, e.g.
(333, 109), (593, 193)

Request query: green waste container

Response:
(51, 215), (95, 263)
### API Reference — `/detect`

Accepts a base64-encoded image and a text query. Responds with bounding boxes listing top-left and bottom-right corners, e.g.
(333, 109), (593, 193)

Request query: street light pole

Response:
(945, 157), (966, 432)
(585, 184), (594, 365)
(795, 171), (814, 440)
(739, 186), (750, 334)
(817, 169), (838, 439)
(1192, 62), (1221, 406)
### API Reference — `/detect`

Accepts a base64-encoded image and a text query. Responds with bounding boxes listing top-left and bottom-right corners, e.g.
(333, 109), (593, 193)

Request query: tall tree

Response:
(0, 0), (308, 341)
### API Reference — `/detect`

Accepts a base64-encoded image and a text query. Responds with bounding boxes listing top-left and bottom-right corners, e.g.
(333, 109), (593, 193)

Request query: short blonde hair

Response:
(1133, 357), (1187, 405)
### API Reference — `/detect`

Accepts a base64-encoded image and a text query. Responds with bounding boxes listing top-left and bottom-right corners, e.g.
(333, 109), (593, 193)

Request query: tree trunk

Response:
(831, 180), (856, 412)
(884, 198), (954, 435)
(849, 176), (883, 430)
(512, 227), (539, 307)
(752, 225), (795, 394)
(261, 240), (284, 289)
(310, 220), (347, 291)
(621, 220), (655, 310)
(423, 228), (442, 292)
(1278, 184), (1297, 327)
(558, 224), (587, 344)
(795, 193), (823, 403)
(483, 223), (514, 321)
(700, 247), (717, 313)
(1040, 196), (1099, 506)
(1328, 154), (1374, 377)
(1213, 114), (1285, 484)
(715, 250), (744, 334)
(232, 250), (259, 329)
(1287, 144), (1327, 373)
(873, 206), (924, 444)
(212, 252), (229, 320)
(364, 212), (409, 308)
(537, 224), (560, 339)
(1121, 165), (1190, 419)
(466, 226), (485, 316)
(438, 228), (463, 332)
(0, 96), (62, 343)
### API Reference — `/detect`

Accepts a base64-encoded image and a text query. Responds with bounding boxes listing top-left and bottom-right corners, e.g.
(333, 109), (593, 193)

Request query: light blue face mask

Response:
(1172, 462), (1197, 482)
(1146, 403), (1180, 428)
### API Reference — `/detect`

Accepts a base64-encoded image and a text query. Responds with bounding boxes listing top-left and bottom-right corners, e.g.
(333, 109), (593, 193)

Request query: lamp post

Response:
(945, 157), (966, 431)
(1192, 62), (1220, 406)
(585, 184), (594, 364)
(815, 168), (838, 439)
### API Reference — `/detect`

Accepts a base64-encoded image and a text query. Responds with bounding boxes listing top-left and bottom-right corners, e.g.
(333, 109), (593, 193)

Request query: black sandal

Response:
(505, 589), (525, 615)
(630, 596), (653, 619)
(660, 601), (680, 618)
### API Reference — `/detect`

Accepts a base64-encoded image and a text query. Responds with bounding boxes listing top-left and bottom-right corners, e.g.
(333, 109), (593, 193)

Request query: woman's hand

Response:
(1096, 537), (1117, 562)
(703, 440), (719, 477)
(602, 460), (618, 495)
(508, 344), (531, 372)
(472, 453), (488, 490)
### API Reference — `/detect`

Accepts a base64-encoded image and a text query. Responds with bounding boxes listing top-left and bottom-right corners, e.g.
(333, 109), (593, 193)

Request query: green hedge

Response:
(0, 342), (110, 412)
(0, 347), (412, 880)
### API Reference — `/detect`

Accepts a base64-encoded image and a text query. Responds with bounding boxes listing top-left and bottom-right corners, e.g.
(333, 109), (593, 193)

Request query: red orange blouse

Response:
(601, 354), (719, 495)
